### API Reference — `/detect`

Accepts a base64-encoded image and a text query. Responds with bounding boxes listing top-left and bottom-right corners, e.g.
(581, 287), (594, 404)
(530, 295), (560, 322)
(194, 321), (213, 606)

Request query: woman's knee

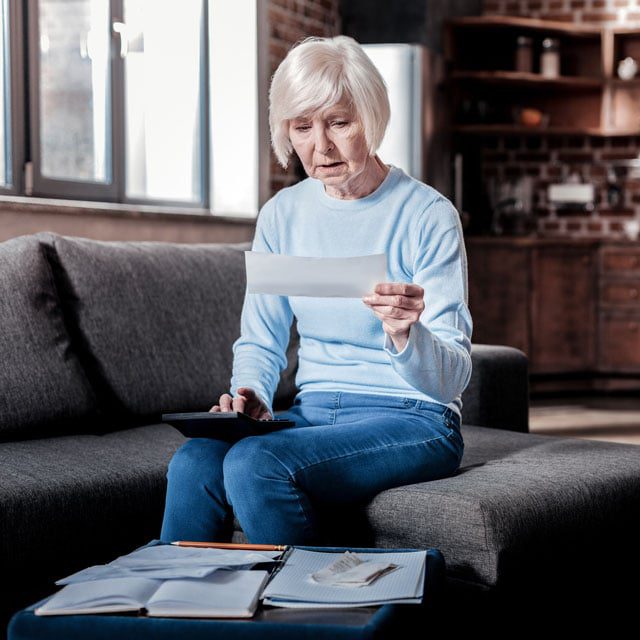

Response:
(222, 437), (288, 491)
(166, 438), (230, 483)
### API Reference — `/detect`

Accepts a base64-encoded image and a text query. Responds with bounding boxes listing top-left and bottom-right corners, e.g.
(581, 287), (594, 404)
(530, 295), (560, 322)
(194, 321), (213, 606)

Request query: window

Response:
(0, 0), (11, 189)
(0, 0), (264, 215)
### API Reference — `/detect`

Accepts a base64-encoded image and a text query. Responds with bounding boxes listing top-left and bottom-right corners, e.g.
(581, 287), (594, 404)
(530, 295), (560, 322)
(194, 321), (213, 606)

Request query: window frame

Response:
(0, 0), (25, 195)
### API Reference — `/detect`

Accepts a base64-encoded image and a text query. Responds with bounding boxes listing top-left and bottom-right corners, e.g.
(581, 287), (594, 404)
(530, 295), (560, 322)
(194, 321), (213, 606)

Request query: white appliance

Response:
(361, 43), (449, 196)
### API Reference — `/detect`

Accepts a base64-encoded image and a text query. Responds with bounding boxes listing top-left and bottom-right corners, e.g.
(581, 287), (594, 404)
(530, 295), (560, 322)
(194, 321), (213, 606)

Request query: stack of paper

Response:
(55, 543), (281, 584)
(35, 544), (283, 618)
(262, 549), (426, 608)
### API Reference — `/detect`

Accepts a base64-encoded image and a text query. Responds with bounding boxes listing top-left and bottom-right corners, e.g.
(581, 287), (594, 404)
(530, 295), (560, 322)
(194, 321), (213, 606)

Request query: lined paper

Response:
(261, 549), (426, 607)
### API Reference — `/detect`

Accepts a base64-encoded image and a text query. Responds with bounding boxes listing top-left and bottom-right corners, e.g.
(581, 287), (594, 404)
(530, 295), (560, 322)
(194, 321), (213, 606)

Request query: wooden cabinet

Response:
(531, 246), (597, 373)
(444, 15), (640, 136)
(466, 237), (640, 391)
(599, 316), (640, 372)
(598, 245), (640, 373)
(467, 244), (530, 354)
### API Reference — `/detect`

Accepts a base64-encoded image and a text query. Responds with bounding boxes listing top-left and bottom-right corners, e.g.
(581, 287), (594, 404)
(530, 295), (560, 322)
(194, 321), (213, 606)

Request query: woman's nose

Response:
(313, 126), (333, 154)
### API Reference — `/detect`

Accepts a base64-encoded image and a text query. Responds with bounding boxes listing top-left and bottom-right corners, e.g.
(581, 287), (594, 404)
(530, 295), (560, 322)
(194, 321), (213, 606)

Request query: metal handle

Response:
(112, 21), (128, 59)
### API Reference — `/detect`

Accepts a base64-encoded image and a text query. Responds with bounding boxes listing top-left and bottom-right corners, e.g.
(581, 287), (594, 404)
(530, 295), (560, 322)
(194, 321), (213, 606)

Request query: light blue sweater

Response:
(230, 164), (473, 421)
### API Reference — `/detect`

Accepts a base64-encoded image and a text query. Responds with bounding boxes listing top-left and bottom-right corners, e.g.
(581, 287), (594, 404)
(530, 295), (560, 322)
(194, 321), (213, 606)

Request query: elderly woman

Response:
(160, 35), (472, 545)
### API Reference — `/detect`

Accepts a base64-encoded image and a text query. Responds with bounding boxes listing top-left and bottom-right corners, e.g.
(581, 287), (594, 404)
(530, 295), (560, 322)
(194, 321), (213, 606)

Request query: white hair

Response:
(268, 35), (390, 169)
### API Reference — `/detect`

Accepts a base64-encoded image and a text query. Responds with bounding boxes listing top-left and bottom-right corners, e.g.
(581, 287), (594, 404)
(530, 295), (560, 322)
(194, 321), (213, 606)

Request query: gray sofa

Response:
(1, 231), (638, 632)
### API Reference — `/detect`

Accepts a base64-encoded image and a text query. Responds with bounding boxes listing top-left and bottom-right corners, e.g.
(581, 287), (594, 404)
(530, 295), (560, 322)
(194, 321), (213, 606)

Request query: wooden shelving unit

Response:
(454, 124), (640, 136)
(444, 15), (640, 136)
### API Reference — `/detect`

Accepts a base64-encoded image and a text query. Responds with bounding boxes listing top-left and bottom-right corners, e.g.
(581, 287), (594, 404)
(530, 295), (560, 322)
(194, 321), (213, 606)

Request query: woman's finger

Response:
(232, 395), (246, 413)
(219, 393), (234, 412)
(374, 305), (411, 318)
(363, 294), (422, 310)
(368, 305), (414, 320)
(373, 282), (423, 298)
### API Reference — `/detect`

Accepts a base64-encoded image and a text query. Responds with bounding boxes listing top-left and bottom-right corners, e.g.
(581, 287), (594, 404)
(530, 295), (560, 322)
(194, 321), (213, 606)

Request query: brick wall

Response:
(267, 0), (341, 195)
(482, 0), (640, 238)
(485, 0), (640, 24)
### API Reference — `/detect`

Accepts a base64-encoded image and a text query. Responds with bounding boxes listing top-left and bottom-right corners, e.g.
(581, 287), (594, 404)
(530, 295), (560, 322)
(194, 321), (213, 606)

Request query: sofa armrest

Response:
(461, 344), (529, 433)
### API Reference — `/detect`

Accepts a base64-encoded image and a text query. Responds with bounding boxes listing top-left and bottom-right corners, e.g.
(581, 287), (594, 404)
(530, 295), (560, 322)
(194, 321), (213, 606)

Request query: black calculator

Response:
(161, 411), (295, 443)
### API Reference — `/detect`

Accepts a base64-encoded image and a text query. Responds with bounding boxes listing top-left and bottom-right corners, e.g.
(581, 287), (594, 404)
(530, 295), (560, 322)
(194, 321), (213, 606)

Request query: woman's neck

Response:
(324, 156), (390, 200)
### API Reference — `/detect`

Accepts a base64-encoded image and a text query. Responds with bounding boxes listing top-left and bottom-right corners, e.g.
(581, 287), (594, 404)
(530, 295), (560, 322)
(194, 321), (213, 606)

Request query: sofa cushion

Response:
(40, 233), (299, 425)
(365, 427), (640, 590)
(0, 234), (98, 441)
(232, 425), (640, 593)
(0, 423), (186, 625)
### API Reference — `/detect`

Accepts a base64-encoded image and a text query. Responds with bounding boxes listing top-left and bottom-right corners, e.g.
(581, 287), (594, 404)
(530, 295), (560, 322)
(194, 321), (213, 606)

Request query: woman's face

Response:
(288, 102), (372, 192)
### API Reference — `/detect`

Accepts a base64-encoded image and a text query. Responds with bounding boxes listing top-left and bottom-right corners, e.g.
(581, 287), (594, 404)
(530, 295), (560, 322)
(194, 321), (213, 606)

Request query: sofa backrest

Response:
(1, 231), (528, 439)
(0, 235), (99, 441)
(37, 232), (299, 426)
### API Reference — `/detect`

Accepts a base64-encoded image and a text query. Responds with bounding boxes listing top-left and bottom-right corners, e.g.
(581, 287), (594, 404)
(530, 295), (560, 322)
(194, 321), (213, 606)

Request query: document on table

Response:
(245, 252), (387, 298)
(35, 570), (270, 618)
(261, 548), (426, 608)
(55, 544), (282, 584)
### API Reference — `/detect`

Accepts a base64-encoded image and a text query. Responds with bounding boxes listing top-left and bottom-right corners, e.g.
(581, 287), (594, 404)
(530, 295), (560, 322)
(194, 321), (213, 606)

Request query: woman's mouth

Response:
(318, 162), (343, 169)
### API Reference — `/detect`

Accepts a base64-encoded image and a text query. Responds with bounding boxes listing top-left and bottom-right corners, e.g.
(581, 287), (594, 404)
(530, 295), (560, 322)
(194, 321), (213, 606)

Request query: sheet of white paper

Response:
(55, 563), (227, 584)
(56, 545), (282, 585)
(245, 252), (387, 298)
(110, 545), (281, 567)
(145, 570), (270, 617)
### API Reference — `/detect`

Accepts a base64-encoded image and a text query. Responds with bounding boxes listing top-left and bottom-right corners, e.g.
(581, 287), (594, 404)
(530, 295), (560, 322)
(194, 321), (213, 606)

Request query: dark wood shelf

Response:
(447, 15), (602, 37)
(465, 235), (603, 246)
(450, 70), (603, 88)
(453, 124), (640, 136)
(610, 25), (640, 35)
(609, 78), (640, 86)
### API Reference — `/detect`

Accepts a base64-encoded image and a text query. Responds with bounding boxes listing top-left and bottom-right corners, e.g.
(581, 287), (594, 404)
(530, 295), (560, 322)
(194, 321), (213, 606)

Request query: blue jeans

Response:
(160, 391), (464, 545)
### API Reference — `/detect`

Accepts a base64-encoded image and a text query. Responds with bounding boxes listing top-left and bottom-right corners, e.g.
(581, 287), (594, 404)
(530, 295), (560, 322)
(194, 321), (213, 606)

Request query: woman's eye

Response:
(332, 121), (348, 127)
(295, 125), (311, 132)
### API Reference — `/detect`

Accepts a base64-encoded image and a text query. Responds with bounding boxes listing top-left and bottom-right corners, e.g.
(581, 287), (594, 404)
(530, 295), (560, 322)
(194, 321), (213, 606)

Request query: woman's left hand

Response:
(362, 282), (425, 352)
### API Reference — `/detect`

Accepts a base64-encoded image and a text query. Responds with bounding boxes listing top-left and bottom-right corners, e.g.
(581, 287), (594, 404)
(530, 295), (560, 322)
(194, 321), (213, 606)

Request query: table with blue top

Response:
(7, 543), (446, 640)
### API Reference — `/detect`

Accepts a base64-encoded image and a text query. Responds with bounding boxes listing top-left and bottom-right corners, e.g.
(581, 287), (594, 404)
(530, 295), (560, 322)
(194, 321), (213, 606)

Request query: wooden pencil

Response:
(170, 541), (287, 551)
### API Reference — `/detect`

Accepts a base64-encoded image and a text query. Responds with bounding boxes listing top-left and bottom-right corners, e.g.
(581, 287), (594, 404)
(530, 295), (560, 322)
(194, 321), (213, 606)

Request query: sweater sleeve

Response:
(229, 203), (294, 416)
(382, 198), (473, 404)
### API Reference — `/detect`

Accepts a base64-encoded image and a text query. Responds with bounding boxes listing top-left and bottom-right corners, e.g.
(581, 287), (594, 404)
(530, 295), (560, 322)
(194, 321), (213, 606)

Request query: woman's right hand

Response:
(209, 387), (273, 420)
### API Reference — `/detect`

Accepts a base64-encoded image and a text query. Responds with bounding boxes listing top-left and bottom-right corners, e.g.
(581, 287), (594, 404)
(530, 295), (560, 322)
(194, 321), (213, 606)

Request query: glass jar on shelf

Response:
(540, 37), (560, 78)
(515, 35), (533, 73)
